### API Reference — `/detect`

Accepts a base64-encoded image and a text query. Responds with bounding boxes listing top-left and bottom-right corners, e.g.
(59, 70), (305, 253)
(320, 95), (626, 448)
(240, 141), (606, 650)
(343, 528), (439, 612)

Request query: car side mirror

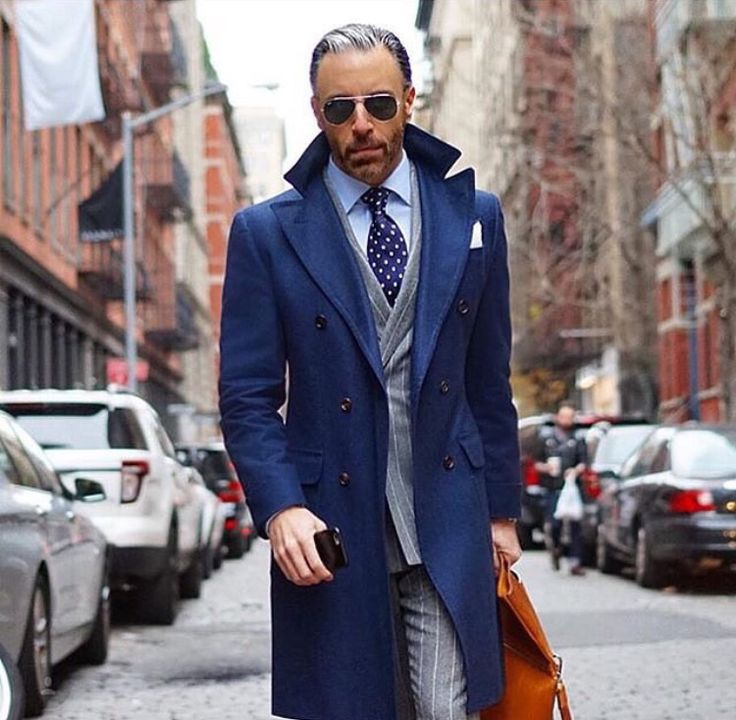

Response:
(74, 477), (106, 503)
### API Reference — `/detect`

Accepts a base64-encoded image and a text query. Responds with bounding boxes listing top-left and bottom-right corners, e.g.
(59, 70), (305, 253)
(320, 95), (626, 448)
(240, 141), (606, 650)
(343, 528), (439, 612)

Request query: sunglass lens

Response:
(365, 95), (398, 121)
(324, 99), (355, 124)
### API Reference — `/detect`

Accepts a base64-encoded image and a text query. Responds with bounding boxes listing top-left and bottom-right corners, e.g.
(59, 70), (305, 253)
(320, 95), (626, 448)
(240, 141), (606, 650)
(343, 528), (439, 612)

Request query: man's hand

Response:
(268, 507), (334, 586)
(490, 519), (522, 572)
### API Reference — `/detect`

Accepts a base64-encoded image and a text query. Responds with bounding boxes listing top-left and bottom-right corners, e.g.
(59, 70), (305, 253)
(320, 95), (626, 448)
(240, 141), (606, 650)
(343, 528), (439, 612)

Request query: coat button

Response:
(338, 472), (351, 487)
(457, 299), (470, 315)
(439, 380), (450, 394)
(315, 314), (327, 329)
(340, 398), (353, 413)
(443, 455), (456, 471)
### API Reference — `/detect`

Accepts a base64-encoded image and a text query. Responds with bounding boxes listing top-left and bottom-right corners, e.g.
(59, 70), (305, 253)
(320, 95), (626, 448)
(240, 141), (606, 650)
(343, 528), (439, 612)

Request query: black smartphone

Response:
(314, 527), (349, 572)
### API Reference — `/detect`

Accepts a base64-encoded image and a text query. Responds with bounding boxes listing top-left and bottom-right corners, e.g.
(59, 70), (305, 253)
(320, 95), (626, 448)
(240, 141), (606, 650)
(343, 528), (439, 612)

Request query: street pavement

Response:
(45, 541), (736, 720)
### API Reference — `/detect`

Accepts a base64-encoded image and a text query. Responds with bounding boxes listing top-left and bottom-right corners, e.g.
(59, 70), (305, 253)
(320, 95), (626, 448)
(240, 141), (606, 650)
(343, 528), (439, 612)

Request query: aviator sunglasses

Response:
(322, 93), (399, 125)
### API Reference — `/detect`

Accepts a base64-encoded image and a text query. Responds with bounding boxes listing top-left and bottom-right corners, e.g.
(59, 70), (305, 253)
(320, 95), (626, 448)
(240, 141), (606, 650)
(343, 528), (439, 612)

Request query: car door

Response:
(16, 423), (103, 631)
(0, 414), (78, 642)
(615, 429), (674, 554)
(0, 430), (42, 661)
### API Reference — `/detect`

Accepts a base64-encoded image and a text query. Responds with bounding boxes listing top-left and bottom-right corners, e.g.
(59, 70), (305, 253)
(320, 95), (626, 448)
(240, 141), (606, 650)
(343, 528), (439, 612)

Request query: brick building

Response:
(204, 90), (247, 374)
(0, 0), (244, 437)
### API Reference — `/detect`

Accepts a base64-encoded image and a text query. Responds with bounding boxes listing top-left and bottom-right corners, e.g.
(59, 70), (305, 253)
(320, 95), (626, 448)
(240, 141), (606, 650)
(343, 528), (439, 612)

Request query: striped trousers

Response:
(390, 566), (481, 720)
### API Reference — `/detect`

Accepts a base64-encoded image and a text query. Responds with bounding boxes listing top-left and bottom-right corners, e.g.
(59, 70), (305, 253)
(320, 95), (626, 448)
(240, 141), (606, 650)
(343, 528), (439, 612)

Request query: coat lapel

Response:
(277, 125), (476, 401)
(410, 166), (476, 408)
(271, 182), (385, 389)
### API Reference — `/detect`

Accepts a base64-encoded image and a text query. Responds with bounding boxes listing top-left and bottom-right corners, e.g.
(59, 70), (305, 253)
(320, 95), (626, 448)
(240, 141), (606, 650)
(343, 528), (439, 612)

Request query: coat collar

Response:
(284, 124), (463, 196)
(274, 125), (475, 402)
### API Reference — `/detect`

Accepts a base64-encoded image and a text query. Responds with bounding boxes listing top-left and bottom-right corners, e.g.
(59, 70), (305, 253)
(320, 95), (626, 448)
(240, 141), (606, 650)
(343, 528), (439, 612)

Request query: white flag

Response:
(16, 0), (105, 131)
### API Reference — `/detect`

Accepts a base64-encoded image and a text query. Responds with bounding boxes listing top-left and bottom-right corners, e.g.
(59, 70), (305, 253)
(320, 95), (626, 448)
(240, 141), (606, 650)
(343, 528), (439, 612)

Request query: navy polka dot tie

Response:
(361, 187), (408, 306)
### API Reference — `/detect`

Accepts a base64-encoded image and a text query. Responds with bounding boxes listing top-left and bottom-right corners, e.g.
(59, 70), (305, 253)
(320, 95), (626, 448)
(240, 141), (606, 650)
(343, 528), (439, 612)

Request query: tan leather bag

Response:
(481, 558), (573, 720)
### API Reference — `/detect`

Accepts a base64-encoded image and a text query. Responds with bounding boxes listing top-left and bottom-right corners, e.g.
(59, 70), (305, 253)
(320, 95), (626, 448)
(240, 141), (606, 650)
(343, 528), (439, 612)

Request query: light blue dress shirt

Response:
(326, 151), (413, 255)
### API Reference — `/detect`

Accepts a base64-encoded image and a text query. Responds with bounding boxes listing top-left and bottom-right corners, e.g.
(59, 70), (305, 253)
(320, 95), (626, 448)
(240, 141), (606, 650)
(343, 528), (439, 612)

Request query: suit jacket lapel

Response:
(271, 181), (385, 389)
(411, 166), (476, 408)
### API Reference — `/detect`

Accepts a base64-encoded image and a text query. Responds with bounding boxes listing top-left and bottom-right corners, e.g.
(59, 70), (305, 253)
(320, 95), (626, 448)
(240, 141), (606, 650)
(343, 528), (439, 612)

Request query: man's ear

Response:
(311, 96), (325, 130)
(404, 86), (416, 119)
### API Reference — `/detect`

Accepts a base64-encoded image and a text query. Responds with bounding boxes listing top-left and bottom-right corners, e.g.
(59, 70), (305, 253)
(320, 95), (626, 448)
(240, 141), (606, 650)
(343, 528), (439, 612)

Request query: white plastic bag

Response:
(554, 472), (584, 521)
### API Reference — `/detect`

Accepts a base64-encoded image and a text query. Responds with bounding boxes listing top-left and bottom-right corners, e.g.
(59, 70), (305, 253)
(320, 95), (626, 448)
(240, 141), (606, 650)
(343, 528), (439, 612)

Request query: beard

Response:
(334, 120), (407, 186)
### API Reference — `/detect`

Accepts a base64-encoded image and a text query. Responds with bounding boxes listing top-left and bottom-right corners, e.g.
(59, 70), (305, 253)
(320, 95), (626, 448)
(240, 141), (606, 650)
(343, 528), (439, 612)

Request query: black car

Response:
(516, 413), (649, 549)
(175, 443), (255, 558)
(579, 422), (656, 563)
(596, 424), (736, 588)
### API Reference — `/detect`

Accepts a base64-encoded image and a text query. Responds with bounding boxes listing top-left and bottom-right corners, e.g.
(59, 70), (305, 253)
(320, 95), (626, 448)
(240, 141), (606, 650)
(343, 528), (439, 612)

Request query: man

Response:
(219, 24), (521, 720)
(535, 401), (587, 576)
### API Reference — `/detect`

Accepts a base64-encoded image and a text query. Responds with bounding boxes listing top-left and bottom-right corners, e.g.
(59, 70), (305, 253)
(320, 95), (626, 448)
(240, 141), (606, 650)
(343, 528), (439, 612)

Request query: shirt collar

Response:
(326, 150), (411, 214)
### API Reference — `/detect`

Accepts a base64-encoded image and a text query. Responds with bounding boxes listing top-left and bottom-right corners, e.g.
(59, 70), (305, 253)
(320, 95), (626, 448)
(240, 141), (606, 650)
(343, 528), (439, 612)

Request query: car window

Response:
(649, 440), (671, 474)
(0, 433), (20, 485)
(4, 402), (147, 450)
(197, 449), (232, 479)
(0, 415), (42, 489)
(109, 408), (148, 450)
(672, 429), (736, 478)
(594, 426), (655, 466)
(152, 417), (177, 460)
(11, 422), (63, 494)
(620, 428), (674, 478)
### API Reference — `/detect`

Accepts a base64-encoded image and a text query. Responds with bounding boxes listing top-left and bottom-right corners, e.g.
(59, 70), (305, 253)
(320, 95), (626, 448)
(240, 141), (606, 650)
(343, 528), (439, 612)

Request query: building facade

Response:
(0, 0), (244, 439)
(645, 0), (736, 422)
(418, 0), (659, 417)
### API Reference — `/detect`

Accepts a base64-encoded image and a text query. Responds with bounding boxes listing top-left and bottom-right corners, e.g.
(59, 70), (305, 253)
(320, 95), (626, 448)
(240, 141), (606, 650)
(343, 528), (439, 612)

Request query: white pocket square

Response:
(470, 221), (483, 249)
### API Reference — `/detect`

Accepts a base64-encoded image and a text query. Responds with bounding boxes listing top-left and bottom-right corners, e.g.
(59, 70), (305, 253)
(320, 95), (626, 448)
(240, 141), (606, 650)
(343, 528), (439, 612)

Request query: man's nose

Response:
(351, 101), (373, 134)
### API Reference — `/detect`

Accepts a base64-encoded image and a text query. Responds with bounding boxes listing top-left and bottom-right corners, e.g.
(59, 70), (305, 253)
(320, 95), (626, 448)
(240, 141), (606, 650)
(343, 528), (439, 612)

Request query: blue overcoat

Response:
(219, 125), (521, 720)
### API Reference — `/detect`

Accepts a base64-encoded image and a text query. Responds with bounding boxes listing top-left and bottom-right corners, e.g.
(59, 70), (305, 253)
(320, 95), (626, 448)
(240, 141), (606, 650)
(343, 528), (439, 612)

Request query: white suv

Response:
(0, 389), (203, 624)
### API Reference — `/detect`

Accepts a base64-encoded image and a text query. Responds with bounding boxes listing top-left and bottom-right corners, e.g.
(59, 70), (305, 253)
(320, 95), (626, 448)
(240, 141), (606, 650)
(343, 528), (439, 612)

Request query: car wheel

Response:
(212, 541), (224, 571)
(227, 533), (246, 560)
(136, 528), (179, 625)
(596, 525), (623, 575)
(75, 569), (111, 665)
(201, 542), (214, 580)
(635, 526), (668, 589)
(0, 640), (24, 720)
(18, 576), (51, 717)
(179, 550), (203, 600)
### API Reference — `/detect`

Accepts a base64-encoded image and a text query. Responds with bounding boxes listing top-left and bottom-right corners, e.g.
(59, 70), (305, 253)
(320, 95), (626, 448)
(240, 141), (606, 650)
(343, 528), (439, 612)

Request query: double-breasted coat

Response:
(219, 124), (521, 720)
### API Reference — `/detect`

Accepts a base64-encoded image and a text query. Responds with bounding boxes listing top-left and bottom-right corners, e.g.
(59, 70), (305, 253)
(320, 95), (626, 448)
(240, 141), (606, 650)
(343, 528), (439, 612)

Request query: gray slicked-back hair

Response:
(310, 24), (412, 92)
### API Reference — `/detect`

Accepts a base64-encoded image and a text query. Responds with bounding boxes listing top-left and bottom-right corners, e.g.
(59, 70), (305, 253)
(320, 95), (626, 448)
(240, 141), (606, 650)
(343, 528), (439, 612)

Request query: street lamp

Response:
(122, 82), (227, 393)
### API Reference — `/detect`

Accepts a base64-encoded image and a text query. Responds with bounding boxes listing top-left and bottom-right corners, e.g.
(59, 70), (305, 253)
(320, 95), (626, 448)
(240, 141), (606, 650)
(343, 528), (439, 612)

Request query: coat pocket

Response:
(458, 433), (486, 469)
(286, 448), (323, 485)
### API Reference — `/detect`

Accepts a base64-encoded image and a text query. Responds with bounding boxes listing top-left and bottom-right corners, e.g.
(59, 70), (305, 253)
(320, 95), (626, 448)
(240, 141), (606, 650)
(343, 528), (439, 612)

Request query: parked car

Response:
(0, 640), (23, 720)
(596, 424), (736, 587)
(175, 443), (255, 558)
(0, 411), (109, 717)
(182, 465), (226, 577)
(579, 422), (657, 563)
(517, 413), (650, 549)
(0, 390), (204, 625)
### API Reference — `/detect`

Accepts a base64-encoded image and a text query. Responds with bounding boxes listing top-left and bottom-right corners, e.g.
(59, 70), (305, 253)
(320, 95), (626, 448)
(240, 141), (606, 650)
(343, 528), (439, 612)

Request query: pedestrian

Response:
(535, 401), (587, 576)
(219, 24), (521, 720)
